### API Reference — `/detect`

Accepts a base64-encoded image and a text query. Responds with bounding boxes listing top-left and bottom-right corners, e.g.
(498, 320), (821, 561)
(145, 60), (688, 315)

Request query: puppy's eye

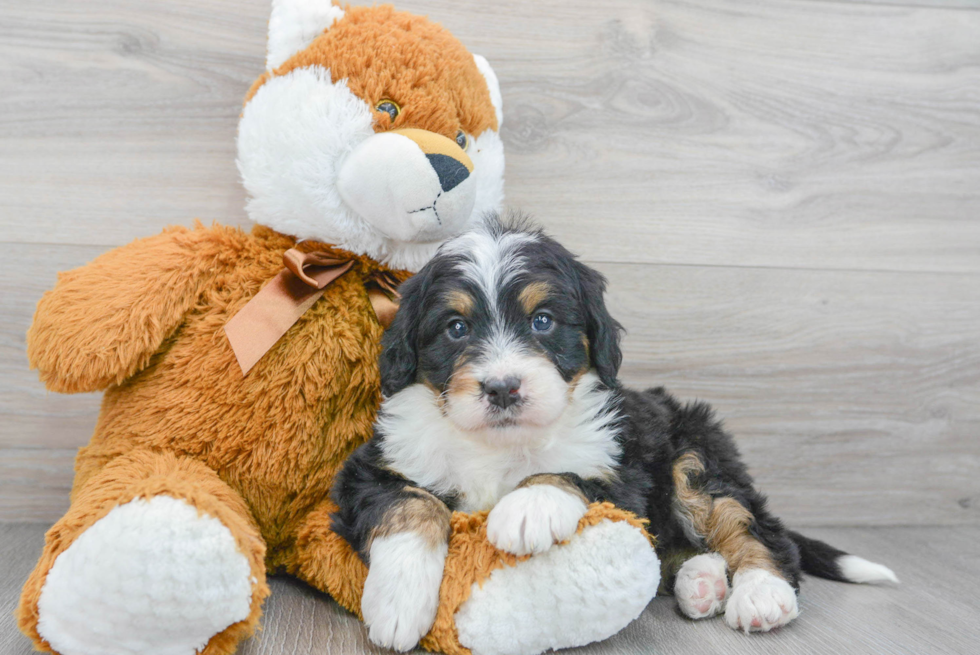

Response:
(447, 319), (469, 339)
(376, 100), (400, 122)
(455, 130), (468, 150)
(531, 313), (554, 332)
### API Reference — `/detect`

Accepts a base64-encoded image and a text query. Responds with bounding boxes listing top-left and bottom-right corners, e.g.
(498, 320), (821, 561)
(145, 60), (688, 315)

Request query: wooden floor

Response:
(2, 523), (978, 655)
(1, 0), (978, 653)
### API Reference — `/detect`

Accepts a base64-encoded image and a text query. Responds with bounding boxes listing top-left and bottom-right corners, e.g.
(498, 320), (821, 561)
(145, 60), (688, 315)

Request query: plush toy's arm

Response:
(28, 224), (234, 393)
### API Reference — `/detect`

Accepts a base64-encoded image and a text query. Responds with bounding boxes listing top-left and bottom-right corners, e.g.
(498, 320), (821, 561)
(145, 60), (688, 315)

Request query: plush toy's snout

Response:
(337, 128), (476, 242)
(392, 128), (474, 183)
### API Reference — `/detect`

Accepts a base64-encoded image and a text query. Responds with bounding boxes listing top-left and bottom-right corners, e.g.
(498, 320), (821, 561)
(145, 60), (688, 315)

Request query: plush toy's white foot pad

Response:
(37, 495), (254, 655)
(675, 552), (730, 619)
(456, 519), (659, 655)
(725, 568), (800, 633)
(362, 533), (447, 652)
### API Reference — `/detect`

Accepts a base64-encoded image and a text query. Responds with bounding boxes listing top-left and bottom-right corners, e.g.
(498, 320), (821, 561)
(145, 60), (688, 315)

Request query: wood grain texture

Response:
(605, 261), (980, 527)
(0, 0), (978, 272)
(437, 0), (980, 274)
(0, 0), (262, 244)
(0, 450), (74, 523)
(2, 523), (979, 654)
(0, 244), (105, 451)
(3, 242), (976, 525)
(1, 0), (978, 527)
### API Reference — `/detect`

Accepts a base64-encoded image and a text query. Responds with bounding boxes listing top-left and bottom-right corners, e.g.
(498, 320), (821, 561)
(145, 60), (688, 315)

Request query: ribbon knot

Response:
(224, 248), (399, 376)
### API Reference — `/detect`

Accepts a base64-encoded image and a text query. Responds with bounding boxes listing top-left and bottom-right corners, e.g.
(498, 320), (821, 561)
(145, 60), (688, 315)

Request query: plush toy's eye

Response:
(531, 313), (554, 332)
(455, 130), (468, 150)
(448, 319), (469, 339)
(376, 100), (400, 122)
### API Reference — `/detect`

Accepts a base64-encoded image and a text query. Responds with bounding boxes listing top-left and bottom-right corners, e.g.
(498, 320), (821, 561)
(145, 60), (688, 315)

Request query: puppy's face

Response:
(380, 217), (622, 436)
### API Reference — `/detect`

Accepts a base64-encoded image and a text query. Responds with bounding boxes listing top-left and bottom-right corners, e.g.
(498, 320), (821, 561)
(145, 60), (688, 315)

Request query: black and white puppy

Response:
(332, 214), (897, 651)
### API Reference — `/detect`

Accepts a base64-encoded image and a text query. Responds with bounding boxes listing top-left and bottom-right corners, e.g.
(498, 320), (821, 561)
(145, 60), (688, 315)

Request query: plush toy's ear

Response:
(572, 260), (623, 388)
(378, 268), (433, 397)
(266, 0), (345, 71)
(473, 54), (503, 128)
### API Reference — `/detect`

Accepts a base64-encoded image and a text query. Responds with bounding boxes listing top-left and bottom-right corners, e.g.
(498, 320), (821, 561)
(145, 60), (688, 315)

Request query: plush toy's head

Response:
(237, 1), (505, 271)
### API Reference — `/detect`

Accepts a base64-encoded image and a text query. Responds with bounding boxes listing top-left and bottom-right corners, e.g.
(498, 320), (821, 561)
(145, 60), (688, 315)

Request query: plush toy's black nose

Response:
(483, 376), (522, 409)
(426, 153), (470, 193)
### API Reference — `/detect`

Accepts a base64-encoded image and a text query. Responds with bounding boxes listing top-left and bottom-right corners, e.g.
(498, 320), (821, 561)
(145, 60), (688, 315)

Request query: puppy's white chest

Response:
(376, 378), (622, 510)
(447, 452), (546, 512)
(455, 479), (516, 513)
(387, 429), (555, 512)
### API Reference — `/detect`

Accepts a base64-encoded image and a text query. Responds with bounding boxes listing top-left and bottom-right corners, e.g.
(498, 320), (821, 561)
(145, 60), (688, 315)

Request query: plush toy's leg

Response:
(451, 507), (660, 655)
(17, 450), (269, 655)
(290, 498), (370, 619)
(292, 501), (659, 655)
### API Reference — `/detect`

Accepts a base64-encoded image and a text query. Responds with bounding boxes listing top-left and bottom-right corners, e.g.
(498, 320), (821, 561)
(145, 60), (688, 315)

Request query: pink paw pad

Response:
(675, 553), (731, 620)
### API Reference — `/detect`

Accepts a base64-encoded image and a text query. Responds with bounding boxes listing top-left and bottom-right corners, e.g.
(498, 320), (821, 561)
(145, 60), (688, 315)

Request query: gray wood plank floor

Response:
(2, 523), (978, 655)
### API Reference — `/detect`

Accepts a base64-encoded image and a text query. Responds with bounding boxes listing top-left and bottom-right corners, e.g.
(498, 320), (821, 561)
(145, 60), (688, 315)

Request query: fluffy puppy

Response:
(331, 214), (897, 651)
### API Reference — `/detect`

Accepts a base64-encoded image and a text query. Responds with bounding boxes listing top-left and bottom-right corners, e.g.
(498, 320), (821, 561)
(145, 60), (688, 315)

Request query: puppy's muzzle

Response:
(482, 376), (522, 409)
(337, 128), (476, 242)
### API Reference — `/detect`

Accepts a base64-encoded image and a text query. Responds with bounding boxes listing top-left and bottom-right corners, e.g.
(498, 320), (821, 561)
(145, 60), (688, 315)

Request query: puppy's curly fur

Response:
(333, 213), (898, 644)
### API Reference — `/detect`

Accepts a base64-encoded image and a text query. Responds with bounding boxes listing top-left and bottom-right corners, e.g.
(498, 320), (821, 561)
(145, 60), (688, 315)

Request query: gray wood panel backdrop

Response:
(0, 0), (978, 528)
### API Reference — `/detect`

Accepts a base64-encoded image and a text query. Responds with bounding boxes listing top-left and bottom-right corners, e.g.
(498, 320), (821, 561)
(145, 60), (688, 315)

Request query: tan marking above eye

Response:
(519, 281), (552, 315)
(445, 289), (474, 316)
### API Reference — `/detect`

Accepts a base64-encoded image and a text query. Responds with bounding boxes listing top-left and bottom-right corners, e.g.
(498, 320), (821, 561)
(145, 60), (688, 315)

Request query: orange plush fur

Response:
(246, 5), (498, 138)
(17, 5), (649, 655)
(18, 224), (408, 653)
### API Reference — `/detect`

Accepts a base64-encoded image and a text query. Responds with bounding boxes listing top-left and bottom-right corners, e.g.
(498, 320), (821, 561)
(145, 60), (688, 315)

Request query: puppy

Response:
(332, 213), (897, 651)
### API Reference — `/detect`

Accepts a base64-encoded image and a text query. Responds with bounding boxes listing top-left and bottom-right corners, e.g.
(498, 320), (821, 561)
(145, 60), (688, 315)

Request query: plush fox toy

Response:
(17, 3), (658, 655)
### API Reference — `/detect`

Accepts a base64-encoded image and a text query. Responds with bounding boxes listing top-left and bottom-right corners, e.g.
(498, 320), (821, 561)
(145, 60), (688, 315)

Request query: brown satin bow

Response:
(224, 248), (400, 376)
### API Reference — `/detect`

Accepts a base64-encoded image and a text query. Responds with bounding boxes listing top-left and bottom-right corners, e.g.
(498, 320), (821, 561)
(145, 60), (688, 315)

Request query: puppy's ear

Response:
(573, 260), (623, 388)
(379, 268), (431, 397)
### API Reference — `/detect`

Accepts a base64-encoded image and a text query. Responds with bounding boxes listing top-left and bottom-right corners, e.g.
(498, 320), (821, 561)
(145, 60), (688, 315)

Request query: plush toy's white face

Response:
(237, 1), (505, 272)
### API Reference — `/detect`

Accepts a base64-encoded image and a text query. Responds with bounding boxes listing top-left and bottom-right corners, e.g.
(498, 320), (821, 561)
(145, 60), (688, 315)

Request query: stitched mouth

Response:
(408, 191), (442, 226)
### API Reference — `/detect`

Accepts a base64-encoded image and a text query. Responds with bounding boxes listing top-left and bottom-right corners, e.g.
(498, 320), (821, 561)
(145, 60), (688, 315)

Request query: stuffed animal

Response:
(16, 3), (659, 655)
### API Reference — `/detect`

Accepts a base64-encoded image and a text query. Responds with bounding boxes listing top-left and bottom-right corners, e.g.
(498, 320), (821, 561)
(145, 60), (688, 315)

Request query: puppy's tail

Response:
(788, 530), (899, 584)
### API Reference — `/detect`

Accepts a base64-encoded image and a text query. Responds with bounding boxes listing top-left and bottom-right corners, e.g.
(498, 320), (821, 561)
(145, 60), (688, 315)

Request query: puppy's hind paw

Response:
(675, 552), (730, 619)
(725, 568), (799, 633)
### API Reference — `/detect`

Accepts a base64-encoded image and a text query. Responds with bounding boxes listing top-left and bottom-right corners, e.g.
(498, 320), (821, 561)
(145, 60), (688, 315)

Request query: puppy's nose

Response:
(426, 153), (470, 192)
(483, 376), (522, 409)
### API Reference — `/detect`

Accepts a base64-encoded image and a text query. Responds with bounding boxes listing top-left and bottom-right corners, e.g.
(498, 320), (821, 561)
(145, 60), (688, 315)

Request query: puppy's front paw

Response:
(675, 552), (730, 619)
(486, 485), (588, 556)
(725, 568), (799, 633)
(362, 533), (447, 651)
